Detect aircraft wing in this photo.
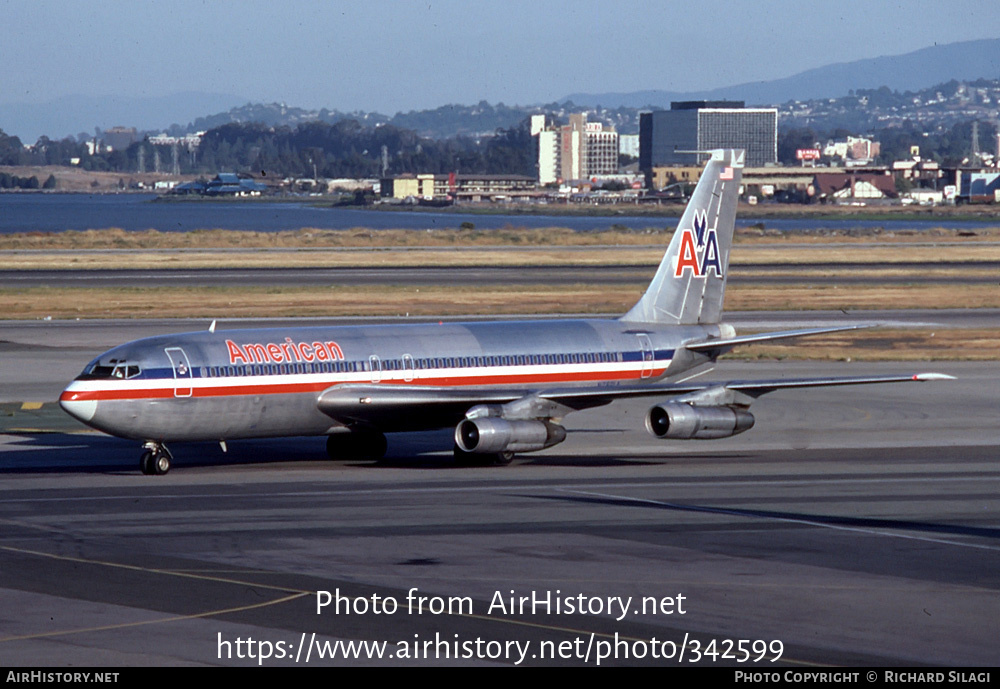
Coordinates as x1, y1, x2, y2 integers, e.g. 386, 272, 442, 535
317, 372, 953, 428
537, 372, 954, 406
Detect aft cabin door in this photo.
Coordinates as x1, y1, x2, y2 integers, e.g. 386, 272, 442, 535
164, 347, 193, 397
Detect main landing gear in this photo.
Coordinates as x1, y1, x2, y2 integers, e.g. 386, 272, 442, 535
140, 442, 172, 475
326, 430, 388, 462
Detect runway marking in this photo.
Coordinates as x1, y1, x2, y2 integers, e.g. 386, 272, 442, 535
0, 517, 70, 535
560, 488, 1000, 552
0, 544, 307, 595
0, 591, 308, 643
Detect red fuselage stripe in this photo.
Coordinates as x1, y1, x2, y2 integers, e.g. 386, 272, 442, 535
61, 367, 668, 403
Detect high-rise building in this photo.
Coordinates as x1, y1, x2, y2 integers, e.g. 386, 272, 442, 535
533, 114, 619, 184
640, 101, 777, 170
619, 134, 640, 159
585, 121, 619, 178
537, 129, 559, 185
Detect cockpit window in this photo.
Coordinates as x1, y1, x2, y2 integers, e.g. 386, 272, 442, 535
111, 365, 141, 379
78, 360, 141, 380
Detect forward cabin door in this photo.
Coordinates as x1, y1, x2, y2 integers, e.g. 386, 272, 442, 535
164, 347, 193, 397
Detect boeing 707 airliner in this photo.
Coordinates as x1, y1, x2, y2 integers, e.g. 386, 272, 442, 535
60, 149, 951, 474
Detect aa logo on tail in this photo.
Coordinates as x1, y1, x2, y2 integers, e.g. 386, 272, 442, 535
674, 210, 723, 278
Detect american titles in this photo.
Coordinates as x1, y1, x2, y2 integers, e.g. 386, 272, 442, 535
226, 338, 344, 365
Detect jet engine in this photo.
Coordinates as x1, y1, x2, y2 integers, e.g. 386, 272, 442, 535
646, 403, 754, 440
455, 417, 567, 454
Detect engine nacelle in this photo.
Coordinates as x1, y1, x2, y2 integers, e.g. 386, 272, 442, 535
455, 417, 567, 454
646, 403, 755, 440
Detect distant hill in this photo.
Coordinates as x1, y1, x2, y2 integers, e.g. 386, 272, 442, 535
163, 103, 390, 137
563, 38, 1000, 108
3, 38, 999, 145
778, 78, 1000, 133
167, 101, 551, 140
0, 92, 244, 143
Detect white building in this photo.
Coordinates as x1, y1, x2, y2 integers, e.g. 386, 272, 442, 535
619, 134, 639, 158
533, 114, 619, 184
537, 129, 559, 185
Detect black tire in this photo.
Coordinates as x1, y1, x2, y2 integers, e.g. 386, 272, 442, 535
140, 451, 155, 475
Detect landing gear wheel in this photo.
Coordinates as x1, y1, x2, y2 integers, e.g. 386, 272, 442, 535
139, 442, 173, 476
153, 452, 171, 475
327, 431, 388, 462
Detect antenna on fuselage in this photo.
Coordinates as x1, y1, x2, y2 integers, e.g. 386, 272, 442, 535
208, 320, 217, 333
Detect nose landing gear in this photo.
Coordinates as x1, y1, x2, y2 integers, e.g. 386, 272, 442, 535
140, 442, 172, 475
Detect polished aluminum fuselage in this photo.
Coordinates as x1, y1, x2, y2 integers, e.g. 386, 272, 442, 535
60, 318, 721, 442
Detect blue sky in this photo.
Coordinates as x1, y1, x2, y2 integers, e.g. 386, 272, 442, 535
2, 0, 999, 113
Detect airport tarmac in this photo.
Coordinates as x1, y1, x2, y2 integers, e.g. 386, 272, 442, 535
0, 316, 998, 666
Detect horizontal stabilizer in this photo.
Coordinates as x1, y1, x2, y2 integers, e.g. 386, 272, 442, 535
686, 325, 869, 355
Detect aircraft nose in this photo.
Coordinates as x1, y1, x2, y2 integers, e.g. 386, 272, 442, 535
59, 390, 97, 423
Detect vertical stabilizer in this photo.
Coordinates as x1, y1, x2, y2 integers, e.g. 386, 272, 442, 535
621, 149, 744, 325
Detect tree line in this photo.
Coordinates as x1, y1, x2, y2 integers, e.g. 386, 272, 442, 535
3, 110, 994, 180
0, 119, 537, 179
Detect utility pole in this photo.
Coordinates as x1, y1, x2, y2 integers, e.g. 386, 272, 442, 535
972, 121, 981, 165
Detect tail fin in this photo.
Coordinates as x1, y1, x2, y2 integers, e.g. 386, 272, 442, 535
621, 149, 744, 325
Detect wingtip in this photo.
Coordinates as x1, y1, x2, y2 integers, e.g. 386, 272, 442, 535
912, 372, 956, 381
